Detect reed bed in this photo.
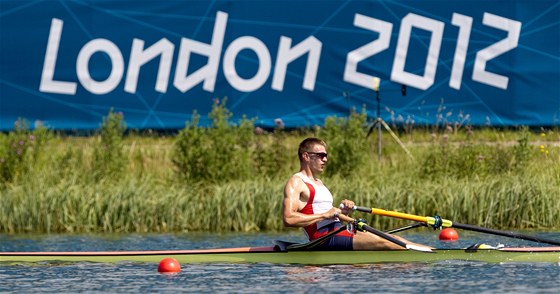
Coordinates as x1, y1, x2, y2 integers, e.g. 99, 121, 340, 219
0, 106, 559, 233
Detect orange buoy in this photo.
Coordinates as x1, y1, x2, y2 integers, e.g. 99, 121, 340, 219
158, 258, 181, 273
439, 228, 459, 241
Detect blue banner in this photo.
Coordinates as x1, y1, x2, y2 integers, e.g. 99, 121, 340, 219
1, 0, 558, 130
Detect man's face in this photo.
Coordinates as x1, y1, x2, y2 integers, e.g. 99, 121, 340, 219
306, 144, 328, 173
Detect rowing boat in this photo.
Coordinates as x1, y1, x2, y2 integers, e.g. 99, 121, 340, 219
3, 206, 559, 265
1, 243, 559, 264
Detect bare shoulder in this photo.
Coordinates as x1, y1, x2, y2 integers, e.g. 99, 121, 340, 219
285, 174, 303, 189
284, 174, 304, 195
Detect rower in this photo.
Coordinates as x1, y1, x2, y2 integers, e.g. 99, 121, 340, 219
282, 137, 432, 251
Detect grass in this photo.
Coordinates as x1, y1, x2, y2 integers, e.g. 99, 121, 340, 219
0, 106, 559, 233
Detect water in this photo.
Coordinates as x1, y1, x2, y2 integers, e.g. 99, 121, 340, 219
1, 231, 559, 293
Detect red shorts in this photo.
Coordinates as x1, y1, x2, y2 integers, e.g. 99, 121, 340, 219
314, 221, 354, 250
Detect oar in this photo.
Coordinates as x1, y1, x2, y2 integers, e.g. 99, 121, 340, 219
384, 222, 426, 234
285, 224, 349, 251
285, 222, 425, 251
337, 214, 432, 252
354, 206, 560, 246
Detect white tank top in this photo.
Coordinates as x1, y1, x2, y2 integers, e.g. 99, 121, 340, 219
296, 173, 334, 215
296, 173, 336, 240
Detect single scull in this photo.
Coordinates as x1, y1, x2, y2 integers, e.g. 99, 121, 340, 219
1, 243, 559, 264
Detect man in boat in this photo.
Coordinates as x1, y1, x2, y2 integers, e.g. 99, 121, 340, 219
282, 137, 429, 250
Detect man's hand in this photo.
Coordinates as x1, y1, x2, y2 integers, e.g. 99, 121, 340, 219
325, 207, 341, 218
339, 199, 355, 215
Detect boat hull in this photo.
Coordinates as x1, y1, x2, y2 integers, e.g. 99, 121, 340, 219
2, 246, 560, 264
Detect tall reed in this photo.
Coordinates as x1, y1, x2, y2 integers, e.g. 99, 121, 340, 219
0, 105, 558, 233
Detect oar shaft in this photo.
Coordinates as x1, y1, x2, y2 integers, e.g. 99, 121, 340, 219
453, 222, 560, 246
286, 225, 349, 251
356, 206, 560, 246
361, 224, 409, 248
384, 222, 426, 234
338, 213, 432, 252
337, 214, 407, 249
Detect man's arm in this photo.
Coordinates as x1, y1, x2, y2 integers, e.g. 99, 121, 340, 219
282, 176, 338, 227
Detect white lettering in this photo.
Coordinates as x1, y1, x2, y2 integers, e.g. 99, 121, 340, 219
272, 36, 322, 91
39, 10, 521, 97
391, 13, 444, 90
223, 36, 271, 92
39, 18, 77, 94
343, 14, 392, 90
472, 13, 521, 90
125, 38, 174, 93
450, 13, 473, 90
76, 39, 124, 95
173, 11, 227, 93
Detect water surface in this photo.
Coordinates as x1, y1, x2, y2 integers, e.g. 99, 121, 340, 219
1, 231, 559, 293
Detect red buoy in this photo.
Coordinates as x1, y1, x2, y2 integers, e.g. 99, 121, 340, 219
158, 258, 181, 273
439, 228, 459, 241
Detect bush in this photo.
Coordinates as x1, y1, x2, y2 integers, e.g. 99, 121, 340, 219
92, 110, 127, 180
253, 124, 291, 177
421, 127, 534, 179
0, 119, 51, 185
319, 106, 370, 177
173, 98, 255, 182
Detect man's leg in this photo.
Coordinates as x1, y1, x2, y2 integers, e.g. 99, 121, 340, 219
352, 231, 428, 250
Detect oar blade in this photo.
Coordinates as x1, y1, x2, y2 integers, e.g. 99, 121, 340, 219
405, 244, 433, 253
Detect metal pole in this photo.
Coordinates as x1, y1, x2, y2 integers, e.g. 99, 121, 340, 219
376, 90, 382, 160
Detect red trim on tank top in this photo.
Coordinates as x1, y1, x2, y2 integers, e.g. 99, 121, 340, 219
300, 182, 317, 239
300, 183, 315, 215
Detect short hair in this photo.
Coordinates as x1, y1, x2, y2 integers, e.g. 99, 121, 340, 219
298, 138, 327, 161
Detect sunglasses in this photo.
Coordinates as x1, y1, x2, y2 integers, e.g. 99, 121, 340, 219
307, 152, 328, 160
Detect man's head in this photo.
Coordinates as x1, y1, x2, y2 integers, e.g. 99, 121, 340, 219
298, 138, 328, 172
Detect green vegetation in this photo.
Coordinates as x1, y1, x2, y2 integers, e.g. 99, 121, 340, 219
0, 102, 559, 233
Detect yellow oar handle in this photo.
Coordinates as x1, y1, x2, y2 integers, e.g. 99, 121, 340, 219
355, 206, 453, 228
